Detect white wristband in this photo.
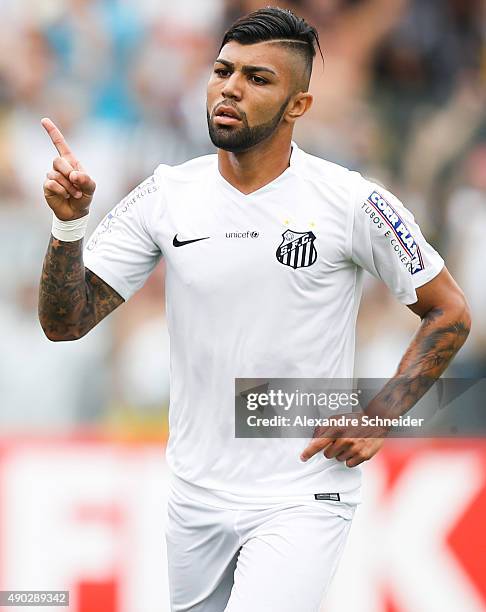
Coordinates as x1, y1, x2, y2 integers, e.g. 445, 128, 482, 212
51, 212, 90, 242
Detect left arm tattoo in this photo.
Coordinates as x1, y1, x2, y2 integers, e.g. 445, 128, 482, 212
366, 305, 471, 420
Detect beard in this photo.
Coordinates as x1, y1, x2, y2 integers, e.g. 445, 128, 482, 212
206, 97, 291, 153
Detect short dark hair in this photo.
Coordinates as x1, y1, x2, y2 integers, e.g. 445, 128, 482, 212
219, 7, 322, 91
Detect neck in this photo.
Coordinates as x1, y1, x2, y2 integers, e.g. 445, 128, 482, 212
217, 132, 293, 195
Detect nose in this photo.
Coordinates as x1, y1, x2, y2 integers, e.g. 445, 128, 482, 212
221, 72, 243, 101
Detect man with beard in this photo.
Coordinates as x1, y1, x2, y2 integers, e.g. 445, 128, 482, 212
38, 7, 470, 612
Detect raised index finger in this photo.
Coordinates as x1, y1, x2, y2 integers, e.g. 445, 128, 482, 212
41, 117, 78, 166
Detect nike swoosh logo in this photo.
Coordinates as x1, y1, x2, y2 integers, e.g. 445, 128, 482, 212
173, 234, 210, 247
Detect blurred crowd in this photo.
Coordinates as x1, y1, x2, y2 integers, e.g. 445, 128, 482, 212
1, 0, 485, 431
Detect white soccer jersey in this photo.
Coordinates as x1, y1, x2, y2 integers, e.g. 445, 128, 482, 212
84, 141, 444, 507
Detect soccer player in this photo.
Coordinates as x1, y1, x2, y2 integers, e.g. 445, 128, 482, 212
38, 7, 471, 612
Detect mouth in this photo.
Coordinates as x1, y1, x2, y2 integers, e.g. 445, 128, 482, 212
213, 105, 242, 126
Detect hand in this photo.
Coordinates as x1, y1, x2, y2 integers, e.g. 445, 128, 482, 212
300, 413, 386, 467
41, 117, 96, 221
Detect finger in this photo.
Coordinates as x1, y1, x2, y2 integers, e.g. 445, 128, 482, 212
346, 455, 366, 468
346, 449, 371, 468
69, 171, 96, 196
314, 426, 344, 442
336, 447, 356, 462
47, 171, 82, 199
44, 179, 70, 200
53, 156, 75, 179
41, 117, 80, 168
300, 437, 334, 462
324, 439, 352, 460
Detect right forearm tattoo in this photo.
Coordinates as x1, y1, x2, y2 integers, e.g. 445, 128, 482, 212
38, 236, 123, 340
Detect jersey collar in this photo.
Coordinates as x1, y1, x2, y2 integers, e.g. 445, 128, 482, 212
216, 140, 299, 199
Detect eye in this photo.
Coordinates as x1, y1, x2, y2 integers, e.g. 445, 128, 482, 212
214, 68, 231, 78
250, 75, 267, 85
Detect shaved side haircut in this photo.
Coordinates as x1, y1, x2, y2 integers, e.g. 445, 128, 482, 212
220, 7, 323, 92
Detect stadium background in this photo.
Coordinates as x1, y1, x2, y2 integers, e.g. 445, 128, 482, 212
0, 0, 485, 610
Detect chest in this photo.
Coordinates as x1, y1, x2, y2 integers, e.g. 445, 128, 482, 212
156, 183, 350, 295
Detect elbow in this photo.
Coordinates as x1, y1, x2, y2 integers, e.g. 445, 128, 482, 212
38, 319, 83, 342
453, 289, 472, 337
422, 290, 472, 338
44, 332, 69, 343
444, 291, 472, 343
43, 330, 83, 342
38, 314, 58, 341
460, 296, 472, 338
40, 325, 67, 342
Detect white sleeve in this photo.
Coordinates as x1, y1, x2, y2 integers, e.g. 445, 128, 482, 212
350, 176, 444, 305
83, 172, 163, 301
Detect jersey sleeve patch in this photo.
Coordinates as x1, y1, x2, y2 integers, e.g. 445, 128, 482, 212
86, 175, 159, 252
361, 190, 424, 275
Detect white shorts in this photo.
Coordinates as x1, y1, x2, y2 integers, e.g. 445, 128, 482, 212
165, 483, 355, 612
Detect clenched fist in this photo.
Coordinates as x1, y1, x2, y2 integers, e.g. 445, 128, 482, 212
41, 118, 96, 221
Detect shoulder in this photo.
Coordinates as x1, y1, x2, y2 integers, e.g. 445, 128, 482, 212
154, 153, 218, 187
295, 144, 371, 210
293, 144, 362, 190
292, 144, 401, 210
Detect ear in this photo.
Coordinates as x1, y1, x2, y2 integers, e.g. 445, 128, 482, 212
285, 92, 313, 124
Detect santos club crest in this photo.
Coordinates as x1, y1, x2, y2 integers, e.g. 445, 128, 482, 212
276, 229, 317, 269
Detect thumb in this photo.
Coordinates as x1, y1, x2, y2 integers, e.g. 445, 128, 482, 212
70, 171, 96, 196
